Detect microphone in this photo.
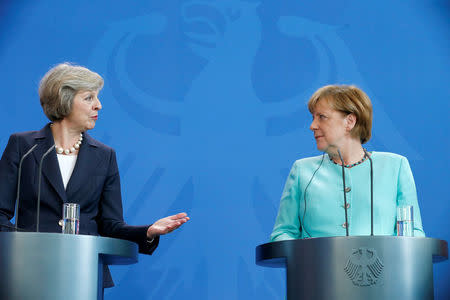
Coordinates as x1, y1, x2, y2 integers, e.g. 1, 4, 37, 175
363, 149, 374, 236
337, 149, 350, 236
36, 144, 55, 232
14, 144, 38, 231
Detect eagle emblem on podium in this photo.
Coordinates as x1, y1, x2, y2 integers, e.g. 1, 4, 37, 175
344, 247, 384, 286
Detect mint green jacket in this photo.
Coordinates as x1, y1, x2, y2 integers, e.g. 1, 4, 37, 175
271, 152, 425, 241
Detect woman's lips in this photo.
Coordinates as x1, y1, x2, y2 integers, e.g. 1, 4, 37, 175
91, 116, 98, 120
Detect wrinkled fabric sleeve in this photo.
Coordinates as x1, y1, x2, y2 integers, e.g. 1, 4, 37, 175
270, 162, 301, 241
396, 156, 425, 237
0, 135, 20, 231
97, 149, 159, 254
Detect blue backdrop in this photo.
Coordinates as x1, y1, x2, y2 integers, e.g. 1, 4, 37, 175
0, 0, 449, 299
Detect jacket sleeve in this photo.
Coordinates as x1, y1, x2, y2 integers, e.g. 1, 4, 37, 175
0, 134, 20, 231
96, 148, 159, 254
270, 162, 302, 241
396, 156, 425, 237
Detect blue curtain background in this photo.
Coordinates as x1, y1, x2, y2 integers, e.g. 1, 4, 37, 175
0, 0, 448, 299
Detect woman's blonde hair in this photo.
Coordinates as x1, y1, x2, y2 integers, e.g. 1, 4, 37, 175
308, 85, 373, 144
39, 63, 104, 121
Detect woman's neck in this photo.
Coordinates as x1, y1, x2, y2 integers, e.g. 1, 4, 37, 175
327, 139, 365, 166
50, 121, 82, 149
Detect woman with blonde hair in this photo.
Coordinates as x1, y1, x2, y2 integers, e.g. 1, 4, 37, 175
271, 85, 424, 240
0, 63, 189, 289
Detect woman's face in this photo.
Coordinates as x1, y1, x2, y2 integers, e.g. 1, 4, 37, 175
64, 90, 102, 131
309, 98, 351, 152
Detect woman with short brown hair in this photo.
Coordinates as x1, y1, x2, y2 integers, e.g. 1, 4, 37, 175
271, 84, 424, 240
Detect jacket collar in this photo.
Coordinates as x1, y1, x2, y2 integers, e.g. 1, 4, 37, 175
34, 123, 101, 147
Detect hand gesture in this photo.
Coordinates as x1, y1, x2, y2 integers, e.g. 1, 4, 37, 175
147, 212, 190, 239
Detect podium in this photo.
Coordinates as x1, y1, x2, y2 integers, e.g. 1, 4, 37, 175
0, 232, 138, 300
256, 236, 448, 300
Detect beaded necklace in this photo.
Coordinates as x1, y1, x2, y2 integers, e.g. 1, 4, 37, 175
330, 149, 370, 168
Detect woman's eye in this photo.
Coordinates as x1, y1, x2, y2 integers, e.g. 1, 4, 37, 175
319, 114, 327, 119
85, 96, 93, 101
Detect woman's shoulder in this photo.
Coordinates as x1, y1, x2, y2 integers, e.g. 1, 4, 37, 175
293, 154, 325, 167
8, 123, 51, 141
10, 129, 41, 139
82, 132, 115, 153
371, 151, 408, 162
8, 128, 44, 145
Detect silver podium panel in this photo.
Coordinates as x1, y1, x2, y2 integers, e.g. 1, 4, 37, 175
256, 236, 448, 300
0, 232, 138, 300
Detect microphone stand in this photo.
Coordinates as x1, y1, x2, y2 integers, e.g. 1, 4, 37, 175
36, 145, 55, 232
363, 149, 374, 236
14, 144, 38, 231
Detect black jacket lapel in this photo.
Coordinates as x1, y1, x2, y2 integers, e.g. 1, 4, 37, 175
32, 124, 67, 203
65, 132, 103, 199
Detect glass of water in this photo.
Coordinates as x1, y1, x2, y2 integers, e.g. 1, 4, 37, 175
397, 205, 414, 237
61, 203, 80, 234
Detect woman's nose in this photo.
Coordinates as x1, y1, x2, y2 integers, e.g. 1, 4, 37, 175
94, 97, 102, 110
310, 118, 317, 131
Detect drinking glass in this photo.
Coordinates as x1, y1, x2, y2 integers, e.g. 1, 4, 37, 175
61, 203, 80, 234
397, 205, 414, 237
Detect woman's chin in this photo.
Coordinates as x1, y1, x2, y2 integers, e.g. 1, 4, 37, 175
316, 143, 327, 152
85, 122, 96, 131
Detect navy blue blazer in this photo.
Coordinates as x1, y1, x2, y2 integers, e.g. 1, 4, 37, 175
0, 124, 159, 286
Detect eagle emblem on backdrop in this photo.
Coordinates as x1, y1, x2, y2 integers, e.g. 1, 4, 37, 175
88, 0, 409, 298
344, 247, 384, 286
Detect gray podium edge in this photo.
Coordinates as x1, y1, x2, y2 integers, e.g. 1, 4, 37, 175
0, 232, 138, 300
256, 236, 448, 300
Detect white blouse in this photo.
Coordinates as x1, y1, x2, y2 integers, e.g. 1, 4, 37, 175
56, 154, 77, 190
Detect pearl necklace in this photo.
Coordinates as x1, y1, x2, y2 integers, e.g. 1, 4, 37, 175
55, 133, 83, 155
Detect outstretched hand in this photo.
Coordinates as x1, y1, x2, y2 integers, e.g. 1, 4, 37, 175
147, 212, 190, 239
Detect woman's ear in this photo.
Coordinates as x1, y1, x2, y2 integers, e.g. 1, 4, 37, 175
346, 113, 357, 131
